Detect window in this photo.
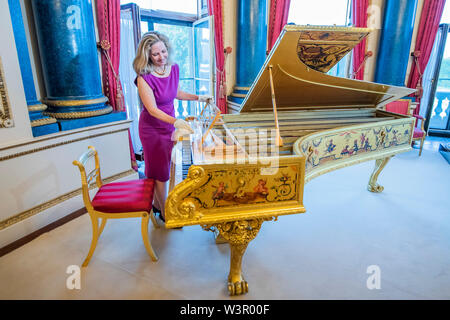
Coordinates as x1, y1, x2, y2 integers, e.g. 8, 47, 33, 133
119, 1, 214, 155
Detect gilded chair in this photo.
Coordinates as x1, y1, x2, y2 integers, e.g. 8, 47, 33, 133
384, 99, 427, 156
73, 146, 159, 267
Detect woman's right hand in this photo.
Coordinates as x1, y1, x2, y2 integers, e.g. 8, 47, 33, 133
173, 119, 194, 133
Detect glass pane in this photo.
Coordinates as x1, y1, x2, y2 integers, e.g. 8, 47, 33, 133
179, 79, 194, 93
141, 20, 149, 34
195, 79, 210, 96
154, 23, 194, 79
194, 20, 211, 80
430, 32, 450, 130
421, 28, 443, 120
327, 53, 351, 78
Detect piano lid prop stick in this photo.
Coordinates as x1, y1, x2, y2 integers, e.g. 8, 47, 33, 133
201, 111, 222, 146
268, 65, 284, 147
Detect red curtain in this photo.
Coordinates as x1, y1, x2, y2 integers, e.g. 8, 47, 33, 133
267, 0, 291, 52
207, 0, 227, 114
407, 0, 446, 116
352, 0, 369, 80
96, 0, 137, 171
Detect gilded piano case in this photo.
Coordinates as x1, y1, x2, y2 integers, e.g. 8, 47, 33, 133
165, 25, 416, 295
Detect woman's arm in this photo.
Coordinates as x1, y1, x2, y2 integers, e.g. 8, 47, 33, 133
176, 89, 198, 101
137, 76, 176, 124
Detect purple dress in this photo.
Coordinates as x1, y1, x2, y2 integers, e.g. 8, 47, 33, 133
136, 64, 179, 182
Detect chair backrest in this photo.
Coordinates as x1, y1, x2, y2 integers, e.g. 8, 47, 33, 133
385, 99, 411, 115
73, 146, 103, 210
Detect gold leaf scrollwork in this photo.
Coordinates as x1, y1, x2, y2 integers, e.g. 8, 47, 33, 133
187, 166, 204, 180
216, 217, 273, 245
178, 199, 203, 220
166, 166, 207, 224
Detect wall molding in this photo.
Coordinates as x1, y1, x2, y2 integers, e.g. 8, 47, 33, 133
0, 127, 129, 162
0, 169, 136, 231
0, 56, 14, 129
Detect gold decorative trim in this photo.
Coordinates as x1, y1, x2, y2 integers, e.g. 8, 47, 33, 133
0, 169, 136, 230
284, 25, 373, 33
0, 57, 14, 129
234, 86, 250, 91
28, 103, 48, 112
30, 117, 57, 127
277, 64, 393, 97
42, 96, 108, 107
44, 106, 113, 119
0, 120, 131, 152
230, 93, 246, 98
0, 128, 128, 162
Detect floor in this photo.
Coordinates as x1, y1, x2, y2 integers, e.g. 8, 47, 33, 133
0, 137, 449, 300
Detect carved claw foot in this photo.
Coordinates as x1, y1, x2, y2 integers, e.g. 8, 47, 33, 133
228, 278, 248, 296
367, 157, 392, 193
367, 183, 384, 193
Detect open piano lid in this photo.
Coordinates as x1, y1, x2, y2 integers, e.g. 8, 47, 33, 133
239, 25, 416, 113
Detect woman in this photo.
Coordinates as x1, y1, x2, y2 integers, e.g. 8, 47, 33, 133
133, 31, 211, 222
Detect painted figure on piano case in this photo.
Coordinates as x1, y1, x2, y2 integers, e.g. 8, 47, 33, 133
212, 182, 226, 200
326, 139, 336, 153
133, 31, 212, 222
253, 179, 269, 196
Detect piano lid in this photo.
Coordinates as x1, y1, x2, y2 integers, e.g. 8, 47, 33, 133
239, 25, 416, 113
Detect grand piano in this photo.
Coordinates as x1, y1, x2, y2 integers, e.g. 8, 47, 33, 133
165, 25, 416, 295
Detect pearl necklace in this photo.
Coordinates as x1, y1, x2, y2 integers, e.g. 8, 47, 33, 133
152, 64, 166, 76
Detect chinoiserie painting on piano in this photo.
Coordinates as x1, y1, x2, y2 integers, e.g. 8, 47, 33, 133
165, 25, 416, 296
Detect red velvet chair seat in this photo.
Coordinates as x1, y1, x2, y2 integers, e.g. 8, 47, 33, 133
413, 127, 425, 138
92, 179, 155, 213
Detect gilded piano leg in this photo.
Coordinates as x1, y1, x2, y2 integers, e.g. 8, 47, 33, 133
367, 156, 392, 193
215, 218, 271, 296
227, 243, 249, 295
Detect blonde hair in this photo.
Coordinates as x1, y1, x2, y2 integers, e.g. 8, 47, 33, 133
133, 31, 172, 75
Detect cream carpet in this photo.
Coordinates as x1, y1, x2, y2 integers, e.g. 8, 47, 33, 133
1, 139, 449, 300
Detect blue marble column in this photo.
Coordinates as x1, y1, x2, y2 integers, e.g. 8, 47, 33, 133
229, 0, 268, 105
374, 0, 418, 86
31, 0, 122, 130
8, 0, 59, 137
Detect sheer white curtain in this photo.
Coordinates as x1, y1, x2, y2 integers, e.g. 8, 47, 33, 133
120, 10, 142, 155
420, 27, 443, 120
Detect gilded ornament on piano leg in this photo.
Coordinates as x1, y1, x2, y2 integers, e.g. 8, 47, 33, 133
367, 156, 392, 193
214, 217, 274, 296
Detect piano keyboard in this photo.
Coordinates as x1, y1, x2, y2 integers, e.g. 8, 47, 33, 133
181, 139, 192, 179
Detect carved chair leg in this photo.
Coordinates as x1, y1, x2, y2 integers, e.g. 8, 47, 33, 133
98, 218, 107, 236
419, 137, 425, 156
367, 156, 392, 193
141, 213, 158, 261
149, 209, 159, 228
82, 214, 100, 267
